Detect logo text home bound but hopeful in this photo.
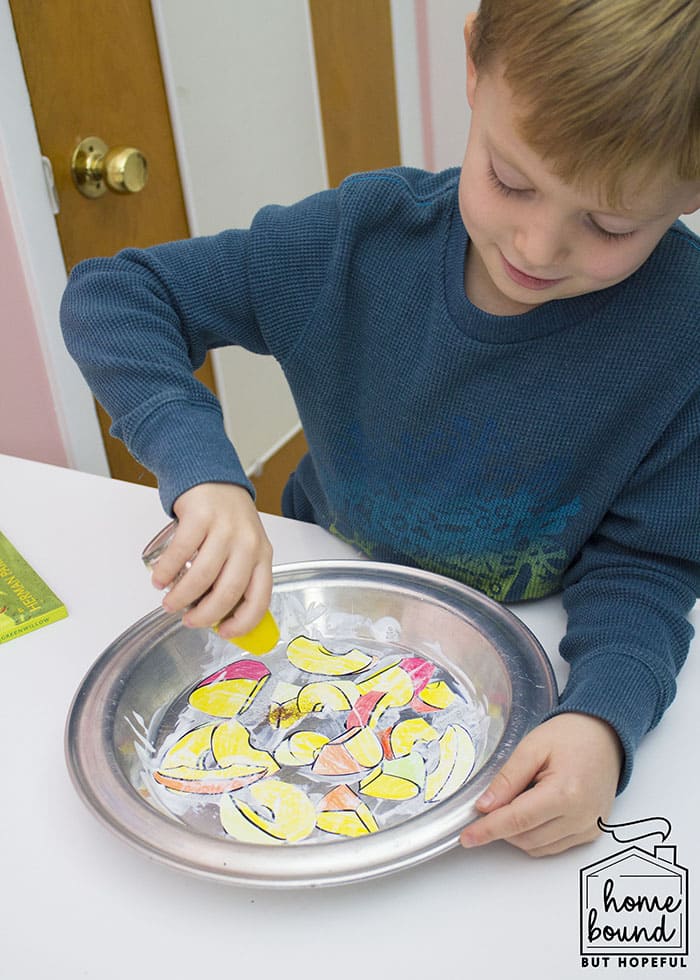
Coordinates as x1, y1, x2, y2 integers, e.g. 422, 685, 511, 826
580, 817, 688, 970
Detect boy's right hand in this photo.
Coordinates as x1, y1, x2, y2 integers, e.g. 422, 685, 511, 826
151, 482, 273, 640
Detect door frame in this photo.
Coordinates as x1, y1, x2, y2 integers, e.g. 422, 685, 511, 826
0, 1, 108, 475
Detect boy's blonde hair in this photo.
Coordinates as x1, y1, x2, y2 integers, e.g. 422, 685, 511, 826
471, 0, 700, 206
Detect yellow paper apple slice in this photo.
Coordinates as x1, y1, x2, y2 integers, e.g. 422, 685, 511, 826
389, 717, 439, 758
220, 778, 316, 844
356, 662, 413, 701
189, 659, 270, 717
274, 730, 329, 767
424, 724, 476, 803
418, 680, 456, 709
211, 719, 279, 775
359, 752, 425, 800
159, 722, 217, 769
316, 784, 379, 837
286, 635, 374, 676
296, 679, 360, 713
154, 723, 267, 794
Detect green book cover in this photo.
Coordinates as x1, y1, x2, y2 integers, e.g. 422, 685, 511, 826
0, 531, 68, 644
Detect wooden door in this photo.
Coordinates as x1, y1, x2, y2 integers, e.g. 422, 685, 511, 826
10, 0, 401, 508
9, 0, 217, 488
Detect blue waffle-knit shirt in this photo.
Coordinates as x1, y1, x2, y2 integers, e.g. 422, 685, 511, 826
61, 167, 700, 790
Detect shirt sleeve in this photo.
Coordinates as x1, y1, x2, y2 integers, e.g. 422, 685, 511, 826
60, 189, 339, 513
550, 391, 700, 790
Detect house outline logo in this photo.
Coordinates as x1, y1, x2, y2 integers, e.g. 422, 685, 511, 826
580, 817, 688, 967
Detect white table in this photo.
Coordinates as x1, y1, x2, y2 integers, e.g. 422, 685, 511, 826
1, 453, 696, 979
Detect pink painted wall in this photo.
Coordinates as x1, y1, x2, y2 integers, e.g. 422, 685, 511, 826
0, 175, 68, 466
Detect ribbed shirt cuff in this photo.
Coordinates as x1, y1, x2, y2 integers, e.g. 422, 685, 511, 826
129, 400, 253, 514
545, 652, 661, 793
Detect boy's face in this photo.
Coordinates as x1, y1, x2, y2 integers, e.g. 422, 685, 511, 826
459, 48, 700, 316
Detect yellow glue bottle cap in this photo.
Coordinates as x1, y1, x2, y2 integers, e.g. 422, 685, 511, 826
214, 608, 280, 656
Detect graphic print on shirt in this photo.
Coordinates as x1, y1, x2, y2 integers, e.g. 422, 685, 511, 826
327, 414, 582, 602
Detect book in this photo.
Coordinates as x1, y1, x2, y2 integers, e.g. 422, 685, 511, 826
0, 531, 67, 644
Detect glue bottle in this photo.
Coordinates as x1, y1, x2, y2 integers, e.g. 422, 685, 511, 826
142, 519, 279, 656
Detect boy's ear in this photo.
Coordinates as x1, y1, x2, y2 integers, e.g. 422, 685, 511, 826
681, 187, 700, 216
464, 13, 478, 108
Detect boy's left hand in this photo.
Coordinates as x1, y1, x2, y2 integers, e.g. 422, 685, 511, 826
460, 713, 623, 857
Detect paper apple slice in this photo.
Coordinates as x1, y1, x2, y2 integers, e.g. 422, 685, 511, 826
211, 719, 279, 775
389, 717, 439, 757
418, 680, 456, 709
189, 659, 270, 717
158, 723, 218, 769
424, 724, 476, 803
154, 722, 268, 794
345, 689, 389, 729
220, 778, 316, 844
274, 730, 329, 766
359, 752, 426, 800
153, 763, 266, 795
296, 680, 360, 714
311, 726, 383, 776
355, 659, 400, 692
356, 663, 414, 711
286, 635, 374, 676
316, 784, 379, 837
399, 657, 435, 692
378, 726, 394, 759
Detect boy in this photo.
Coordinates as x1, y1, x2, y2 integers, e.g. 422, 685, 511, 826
61, 0, 700, 856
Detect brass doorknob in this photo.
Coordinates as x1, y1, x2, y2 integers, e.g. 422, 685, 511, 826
71, 136, 148, 198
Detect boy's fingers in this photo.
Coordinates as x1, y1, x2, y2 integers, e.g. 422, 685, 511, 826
523, 829, 597, 858
216, 561, 273, 638
162, 535, 228, 613
475, 737, 544, 811
150, 525, 205, 590
181, 549, 254, 627
461, 782, 559, 848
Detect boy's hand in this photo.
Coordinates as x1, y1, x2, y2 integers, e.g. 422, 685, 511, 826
460, 713, 623, 857
151, 482, 273, 639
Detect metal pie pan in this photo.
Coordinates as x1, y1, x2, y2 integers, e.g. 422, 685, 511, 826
65, 560, 556, 888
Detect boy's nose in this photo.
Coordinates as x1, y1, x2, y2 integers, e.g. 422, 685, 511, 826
512, 218, 569, 272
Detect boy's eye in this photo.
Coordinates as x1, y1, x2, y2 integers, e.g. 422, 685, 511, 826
487, 164, 528, 197
588, 219, 636, 242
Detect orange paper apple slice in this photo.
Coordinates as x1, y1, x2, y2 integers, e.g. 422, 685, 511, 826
311, 726, 383, 775
316, 784, 379, 837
